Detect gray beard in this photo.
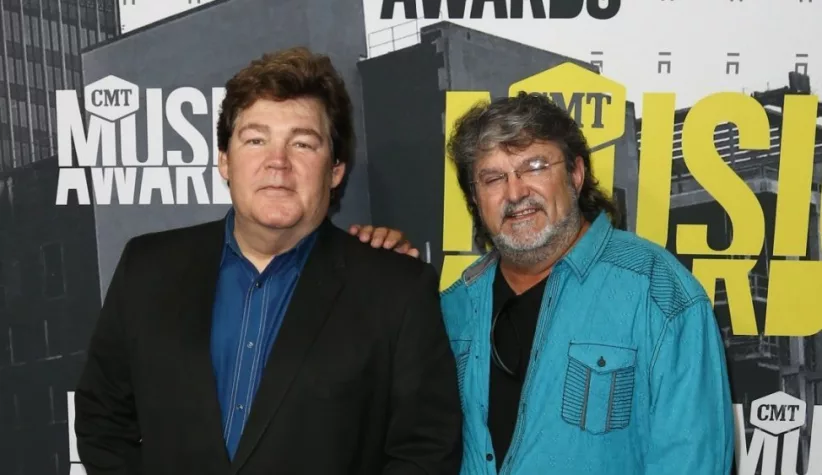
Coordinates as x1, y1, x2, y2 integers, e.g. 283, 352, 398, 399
489, 184, 583, 268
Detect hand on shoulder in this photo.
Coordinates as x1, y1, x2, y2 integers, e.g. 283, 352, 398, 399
348, 224, 420, 259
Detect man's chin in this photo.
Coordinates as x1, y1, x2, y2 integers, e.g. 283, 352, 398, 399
251, 208, 303, 230
492, 234, 547, 253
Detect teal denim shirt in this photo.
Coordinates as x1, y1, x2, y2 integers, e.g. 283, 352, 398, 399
440, 212, 734, 475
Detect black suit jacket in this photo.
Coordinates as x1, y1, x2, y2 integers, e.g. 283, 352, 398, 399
74, 218, 463, 475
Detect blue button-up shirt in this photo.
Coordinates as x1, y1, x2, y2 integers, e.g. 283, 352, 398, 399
441, 212, 734, 475
210, 208, 317, 460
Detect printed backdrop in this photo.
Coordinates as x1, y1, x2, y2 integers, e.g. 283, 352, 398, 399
0, 0, 820, 474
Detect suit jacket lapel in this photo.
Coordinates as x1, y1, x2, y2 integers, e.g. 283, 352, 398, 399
230, 219, 345, 473
174, 218, 232, 471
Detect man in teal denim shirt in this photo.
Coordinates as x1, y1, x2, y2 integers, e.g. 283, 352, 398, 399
436, 91, 734, 474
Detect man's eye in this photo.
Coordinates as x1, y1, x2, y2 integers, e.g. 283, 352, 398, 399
522, 166, 543, 175
294, 142, 318, 150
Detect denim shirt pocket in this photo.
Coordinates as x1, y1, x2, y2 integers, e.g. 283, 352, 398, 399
561, 342, 637, 435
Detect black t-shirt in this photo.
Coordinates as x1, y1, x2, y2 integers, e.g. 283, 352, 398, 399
488, 265, 548, 470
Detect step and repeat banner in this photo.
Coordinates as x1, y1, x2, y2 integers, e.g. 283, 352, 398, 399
1, 0, 820, 474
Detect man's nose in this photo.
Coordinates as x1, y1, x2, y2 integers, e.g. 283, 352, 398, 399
504, 172, 530, 202
263, 144, 290, 169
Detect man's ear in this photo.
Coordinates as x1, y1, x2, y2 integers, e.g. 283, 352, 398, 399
218, 150, 230, 183
572, 156, 585, 192
331, 160, 346, 189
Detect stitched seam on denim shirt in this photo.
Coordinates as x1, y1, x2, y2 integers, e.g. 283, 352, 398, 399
606, 372, 616, 432
580, 367, 592, 430
658, 294, 708, 322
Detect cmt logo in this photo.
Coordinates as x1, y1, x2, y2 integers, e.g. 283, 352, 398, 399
734, 391, 821, 475
545, 92, 611, 129
380, 0, 620, 20
86, 76, 139, 120
55, 75, 230, 205
754, 398, 803, 430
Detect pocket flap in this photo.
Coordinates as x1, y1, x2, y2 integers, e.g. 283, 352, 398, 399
568, 342, 636, 374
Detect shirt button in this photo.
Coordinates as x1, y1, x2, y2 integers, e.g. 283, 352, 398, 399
236, 404, 244, 411
247, 341, 254, 349
486, 453, 494, 462
254, 281, 261, 288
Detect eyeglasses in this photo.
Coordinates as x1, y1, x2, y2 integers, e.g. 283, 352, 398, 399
490, 299, 521, 379
472, 157, 565, 193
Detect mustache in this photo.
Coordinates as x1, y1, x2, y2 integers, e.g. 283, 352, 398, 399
501, 197, 546, 218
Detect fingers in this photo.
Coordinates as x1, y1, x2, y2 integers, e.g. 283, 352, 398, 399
370, 227, 389, 248
393, 242, 421, 259
381, 229, 404, 249
351, 225, 419, 259
356, 225, 374, 243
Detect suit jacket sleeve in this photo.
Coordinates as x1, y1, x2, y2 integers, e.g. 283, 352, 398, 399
74, 239, 142, 475
382, 264, 464, 475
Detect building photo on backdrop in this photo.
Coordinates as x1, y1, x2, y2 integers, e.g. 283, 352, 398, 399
0, 0, 821, 474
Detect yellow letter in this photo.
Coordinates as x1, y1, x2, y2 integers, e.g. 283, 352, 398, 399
773, 94, 819, 257
677, 93, 768, 256
441, 91, 489, 290
764, 261, 822, 336
691, 259, 758, 335
635, 93, 676, 247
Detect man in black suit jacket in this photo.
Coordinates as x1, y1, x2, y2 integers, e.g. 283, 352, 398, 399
74, 47, 463, 475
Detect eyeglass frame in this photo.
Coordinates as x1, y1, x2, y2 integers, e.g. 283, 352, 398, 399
470, 156, 567, 192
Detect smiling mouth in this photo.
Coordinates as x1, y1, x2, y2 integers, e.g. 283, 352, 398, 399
506, 208, 540, 220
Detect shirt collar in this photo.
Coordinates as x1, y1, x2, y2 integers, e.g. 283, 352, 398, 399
221, 207, 319, 274
223, 207, 243, 260
558, 211, 613, 280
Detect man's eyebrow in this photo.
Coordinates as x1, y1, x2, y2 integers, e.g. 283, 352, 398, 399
476, 155, 550, 175
289, 127, 325, 142
235, 123, 270, 135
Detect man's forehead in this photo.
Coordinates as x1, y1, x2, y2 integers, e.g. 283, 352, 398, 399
234, 97, 329, 130
476, 140, 563, 168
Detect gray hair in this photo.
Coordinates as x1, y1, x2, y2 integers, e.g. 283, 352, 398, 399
446, 91, 620, 250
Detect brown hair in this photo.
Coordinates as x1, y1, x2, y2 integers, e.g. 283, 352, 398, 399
217, 47, 354, 208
